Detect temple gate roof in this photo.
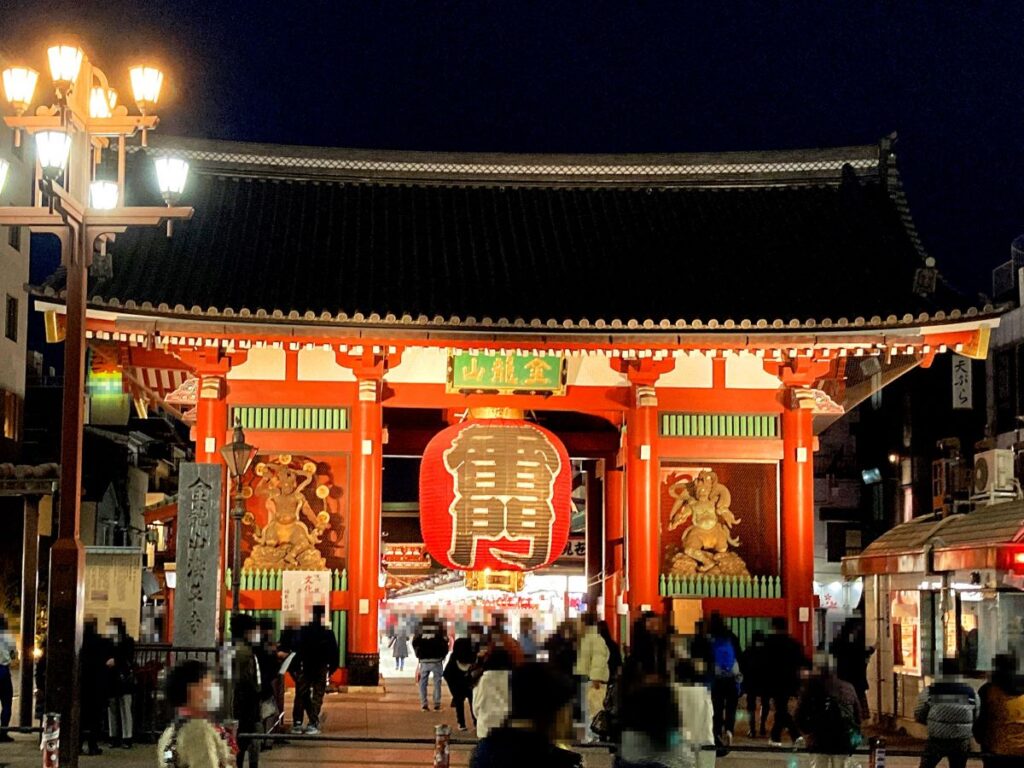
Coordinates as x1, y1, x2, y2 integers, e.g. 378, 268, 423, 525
33, 134, 1001, 335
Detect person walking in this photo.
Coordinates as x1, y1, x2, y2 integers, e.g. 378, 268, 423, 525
230, 615, 262, 768
276, 617, 302, 733
914, 657, 980, 768
471, 663, 582, 768
739, 629, 769, 738
544, 621, 579, 680
673, 657, 716, 768
575, 612, 610, 743
830, 617, 874, 719
0, 615, 16, 743
707, 612, 741, 748
444, 629, 479, 732
254, 619, 281, 746
78, 618, 110, 755
764, 617, 809, 748
293, 605, 338, 734
616, 682, 694, 768
598, 621, 622, 682
105, 617, 135, 749
389, 626, 409, 671
157, 659, 236, 768
474, 647, 515, 738
795, 656, 862, 768
518, 617, 538, 662
974, 653, 1024, 768
413, 609, 449, 711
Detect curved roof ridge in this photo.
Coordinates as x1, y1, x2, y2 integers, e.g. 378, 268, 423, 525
132, 134, 883, 187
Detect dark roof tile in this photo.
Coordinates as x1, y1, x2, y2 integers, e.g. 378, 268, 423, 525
43, 139, 989, 330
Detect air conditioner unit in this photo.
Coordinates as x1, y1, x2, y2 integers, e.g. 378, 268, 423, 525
973, 449, 1015, 495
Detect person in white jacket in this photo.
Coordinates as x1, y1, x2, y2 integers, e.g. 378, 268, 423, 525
574, 613, 610, 742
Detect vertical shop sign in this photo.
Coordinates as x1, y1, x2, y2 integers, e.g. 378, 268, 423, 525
952, 355, 972, 410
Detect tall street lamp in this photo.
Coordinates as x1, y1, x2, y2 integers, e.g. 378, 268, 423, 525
220, 423, 257, 619
0, 42, 193, 766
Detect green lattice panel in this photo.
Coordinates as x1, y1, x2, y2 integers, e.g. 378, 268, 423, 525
231, 405, 350, 432
660, 412, 778, 438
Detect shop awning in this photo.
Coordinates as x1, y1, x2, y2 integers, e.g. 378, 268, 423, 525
842, 500, 1024, 577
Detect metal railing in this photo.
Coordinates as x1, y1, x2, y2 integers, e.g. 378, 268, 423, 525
133, 643, 220, 740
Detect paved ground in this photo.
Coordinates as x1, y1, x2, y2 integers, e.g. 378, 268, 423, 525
0, 673, 983, 767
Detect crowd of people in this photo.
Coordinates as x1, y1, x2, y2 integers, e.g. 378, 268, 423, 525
41, 602, 1023, 768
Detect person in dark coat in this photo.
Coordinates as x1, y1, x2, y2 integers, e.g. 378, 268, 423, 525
79, 618, 111, 755
104, 617, 135, 748
763, 617, 810, 747
597, 621, 622, 681
255, 618, 281, 742
293, 605, 338, 734
277, 617, 302, 732
829, 617, 874, 718
974, 653, 1024, 768
623, 612, 670, 694
230, 614, 262, 768
544, 621, 578, 680
444, 627, 481, 731
471, 663, 582, 768
739, 630, 770, 738
795, 657, 862, 761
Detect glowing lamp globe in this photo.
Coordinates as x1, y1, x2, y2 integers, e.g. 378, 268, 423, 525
89, 180, 118, 210
2, 66, 38, 114
419, 418, 572, 572
35, 131, 72, 178
129, 65, 164, 114
89, 86, 117, 118
154, 156, 189, 201
47, 45, 84, 92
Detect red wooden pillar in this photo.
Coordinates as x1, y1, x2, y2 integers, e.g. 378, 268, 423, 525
781, 398, 816, 654
195, 375, 229, 463
626, 384, 661, 619
348, 374, 384, 685
603, 465, 625, 640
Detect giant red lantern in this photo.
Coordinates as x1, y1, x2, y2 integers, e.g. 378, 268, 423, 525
419, 417, 572, 572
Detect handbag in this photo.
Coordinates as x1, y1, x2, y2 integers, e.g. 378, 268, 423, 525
259, 697, 279, 722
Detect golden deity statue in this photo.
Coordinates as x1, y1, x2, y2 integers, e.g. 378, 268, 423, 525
243, 456, 330, 571
667, 470, 750, 576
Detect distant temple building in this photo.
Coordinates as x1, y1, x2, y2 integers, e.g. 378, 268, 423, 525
33, 135, 999, 684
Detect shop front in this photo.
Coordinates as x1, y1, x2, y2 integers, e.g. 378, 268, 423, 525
842, 499, 1024, 731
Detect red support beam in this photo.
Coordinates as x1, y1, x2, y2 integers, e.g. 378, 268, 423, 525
604, 466, 625, 639
781, 399, 816, 655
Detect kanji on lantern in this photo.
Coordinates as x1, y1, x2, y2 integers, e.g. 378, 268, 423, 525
419, 418, 572, 571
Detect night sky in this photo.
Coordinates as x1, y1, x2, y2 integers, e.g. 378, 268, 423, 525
3, 1, 1023, 296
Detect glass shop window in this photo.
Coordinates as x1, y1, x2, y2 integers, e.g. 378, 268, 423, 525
953, 592, 1024, 675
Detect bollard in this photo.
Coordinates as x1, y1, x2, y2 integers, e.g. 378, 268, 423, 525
868, 737, 886, 768
40, 713, 59, 768
433, 724, 451, 768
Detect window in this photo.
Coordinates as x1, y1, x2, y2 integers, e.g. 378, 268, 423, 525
7, 225, 20, 253
4, 294, 16, 342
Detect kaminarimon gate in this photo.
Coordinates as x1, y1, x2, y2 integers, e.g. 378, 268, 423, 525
34, 135, 998, 685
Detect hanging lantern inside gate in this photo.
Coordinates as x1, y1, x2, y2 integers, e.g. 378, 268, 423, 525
419, 409, 572, 572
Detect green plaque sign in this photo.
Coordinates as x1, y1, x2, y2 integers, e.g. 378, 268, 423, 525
447, 351, 566, 395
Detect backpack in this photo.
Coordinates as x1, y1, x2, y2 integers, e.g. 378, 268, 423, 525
712, 636, 737, 677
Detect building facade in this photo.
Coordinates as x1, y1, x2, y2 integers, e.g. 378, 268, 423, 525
0, 50, 33, 461
34, 135, 997, 684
